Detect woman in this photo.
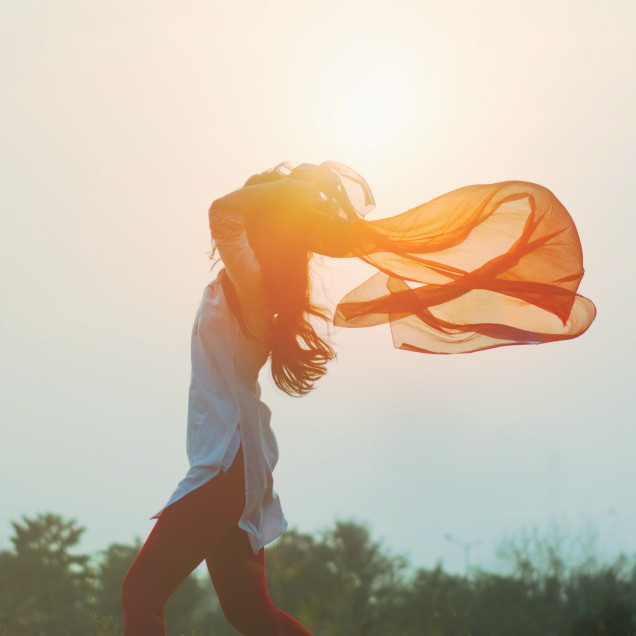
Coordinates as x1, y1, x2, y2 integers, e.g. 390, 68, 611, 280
121, 165, 336, 635
121, 161, 595, 635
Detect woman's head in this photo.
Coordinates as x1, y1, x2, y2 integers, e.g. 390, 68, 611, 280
241, 161, 376, 259
221, 162, 339, 397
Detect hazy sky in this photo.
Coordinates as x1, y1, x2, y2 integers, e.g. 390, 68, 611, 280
2, 0, 635, 575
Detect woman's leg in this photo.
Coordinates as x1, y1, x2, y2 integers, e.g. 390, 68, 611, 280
121, 447, 246, 636
205, 525, 313, 636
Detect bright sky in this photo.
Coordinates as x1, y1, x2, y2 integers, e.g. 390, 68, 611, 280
2, 0, 635, 575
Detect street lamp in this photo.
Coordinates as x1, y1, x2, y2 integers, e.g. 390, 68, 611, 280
444, 533, 482, 575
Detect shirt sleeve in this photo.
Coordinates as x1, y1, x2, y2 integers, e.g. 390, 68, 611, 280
209, 210, 269, 313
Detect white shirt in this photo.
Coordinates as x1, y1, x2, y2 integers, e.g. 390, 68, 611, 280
152, 210, 287, 553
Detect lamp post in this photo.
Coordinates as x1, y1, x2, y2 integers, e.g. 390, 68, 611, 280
444, 533, 482, 576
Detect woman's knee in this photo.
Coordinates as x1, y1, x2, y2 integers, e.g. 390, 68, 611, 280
121, 566, 140, 611
121, 561, 164, 612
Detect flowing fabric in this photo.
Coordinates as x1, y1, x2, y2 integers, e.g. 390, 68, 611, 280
289, 163, 596, 354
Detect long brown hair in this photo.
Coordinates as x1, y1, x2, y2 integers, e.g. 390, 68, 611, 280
222, 163, 335, 397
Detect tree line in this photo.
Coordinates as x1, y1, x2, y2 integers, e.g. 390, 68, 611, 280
0, 513, 634, 635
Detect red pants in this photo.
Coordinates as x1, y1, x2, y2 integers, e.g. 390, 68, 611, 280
122, 445, 312, 635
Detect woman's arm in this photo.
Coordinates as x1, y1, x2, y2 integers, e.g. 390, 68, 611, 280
208, 210, 268, 312
208, 181, 318, 307
209, 178, 329, 220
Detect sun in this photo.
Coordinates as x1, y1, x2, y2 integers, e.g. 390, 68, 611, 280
295, 37, 420, 151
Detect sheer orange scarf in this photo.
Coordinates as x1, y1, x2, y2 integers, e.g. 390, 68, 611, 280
292, 163, 596, 354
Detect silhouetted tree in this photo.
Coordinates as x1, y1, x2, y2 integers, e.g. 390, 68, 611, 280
89, 541, 141, 632
564, 557, 635, 636
266, 520, 407, 635
0, 513, 91, 636
2, 513, 636, 635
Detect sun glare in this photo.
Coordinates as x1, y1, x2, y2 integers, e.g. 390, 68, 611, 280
339, 78, 410, 146
313, 39, 417, 150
